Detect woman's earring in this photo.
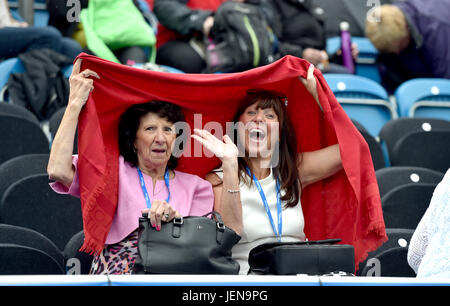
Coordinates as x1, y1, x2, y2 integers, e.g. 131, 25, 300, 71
133, 146, 137, 153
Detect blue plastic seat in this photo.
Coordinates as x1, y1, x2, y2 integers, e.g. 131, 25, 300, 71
8, 0, 49, 26
0, 58, 72, 102
326, 36, 381, 83
0, 58, 25, 101
394, 78, 450, 120
324, 74, 397, 136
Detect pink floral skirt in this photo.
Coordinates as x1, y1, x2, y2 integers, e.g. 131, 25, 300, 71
90, 229, 139, 275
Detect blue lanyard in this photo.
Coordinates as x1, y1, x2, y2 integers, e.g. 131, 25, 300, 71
246, 167, 282, 241
137, 167, 171, 208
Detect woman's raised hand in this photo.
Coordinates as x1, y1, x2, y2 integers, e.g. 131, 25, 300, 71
299, 64, 321, 110
191, 129, 239, 162
68, 58, 100, 110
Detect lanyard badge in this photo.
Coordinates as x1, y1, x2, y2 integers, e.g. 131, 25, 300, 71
246, 167, 282, 241
137, 167, 171, 208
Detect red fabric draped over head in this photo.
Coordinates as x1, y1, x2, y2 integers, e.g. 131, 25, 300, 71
75, 53, 387, 267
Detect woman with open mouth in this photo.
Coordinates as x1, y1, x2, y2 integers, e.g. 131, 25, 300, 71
192, 64, 343, 274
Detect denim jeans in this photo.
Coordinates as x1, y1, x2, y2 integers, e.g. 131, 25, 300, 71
0, 26, 82, 61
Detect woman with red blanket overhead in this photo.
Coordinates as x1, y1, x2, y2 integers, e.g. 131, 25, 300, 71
47, 59, 214, 274
193, 65, 344, 273
48, 52, 387, 272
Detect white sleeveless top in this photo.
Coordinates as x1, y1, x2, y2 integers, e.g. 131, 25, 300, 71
214, 168, 306, 274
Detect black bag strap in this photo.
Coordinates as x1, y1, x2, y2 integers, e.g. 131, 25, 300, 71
202, 211, 227, 244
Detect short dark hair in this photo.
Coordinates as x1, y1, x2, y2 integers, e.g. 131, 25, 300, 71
118, 101, 185, 169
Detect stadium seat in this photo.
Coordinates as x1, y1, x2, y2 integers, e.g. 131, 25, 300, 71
49, 107, 77, 152
359, 129, 386, 170
324, 74, 397, 136
0, 58, 72, 102
326, 36, 381, 83
381, 183, 435, 230
0, 101, 39, 123
64, 231, 94, 275
0, 223, 65, 271
389, 130, 450, 173
8, 0, 49, 26
376, 166, 444, 199
0, 153, 49, 202
358, 228, 415, 276
379, 117, 450, 162
0, 58, 25, 101
352, 119, 386, 168
0, 114, 50, 166
360, 246, 416, 277
0, 243, 65, 275
395, 78, 450, 119
0, 173, 83, 251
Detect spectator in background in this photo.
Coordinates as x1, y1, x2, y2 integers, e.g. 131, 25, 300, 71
46, 0, 89, 38
153, 0, 227, 73
313, 0, 393, 39
269, 0, 358, 74
77, 0, 153, 65
365, 0, 450, 93
0, 0, 82, 61
407, 168, 450, 278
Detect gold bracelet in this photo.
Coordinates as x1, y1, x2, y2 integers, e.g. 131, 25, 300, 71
226, 189, 240, 194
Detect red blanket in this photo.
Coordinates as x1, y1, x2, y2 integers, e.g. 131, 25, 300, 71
75, 53, 387, 267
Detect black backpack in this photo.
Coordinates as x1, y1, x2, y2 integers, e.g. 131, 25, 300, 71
205, 1, 275, 73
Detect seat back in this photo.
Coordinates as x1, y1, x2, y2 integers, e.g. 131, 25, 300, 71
0, 102, 39, 123
0, 174, 83, 250
0, 153, 49, 202
0, 58, 25, 101
0, 243, 64, 275
379, 117, 450, 161
64, 231, 94, 275
381, 183, 435, 229
324, 74, 396, 136
359, 129, 386, 170
0, 114, 50, 165
49, 107, 78, 153
358, 228, 415, 276
376, 166, 444, 198
395, 78, 450, 119
390, 130, 450, 173
0, 223, 65, 270
360, 247, 416, 277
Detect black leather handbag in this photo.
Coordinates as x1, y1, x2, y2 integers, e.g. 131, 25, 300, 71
248, 239, 355, 275
133, 211, 241, 274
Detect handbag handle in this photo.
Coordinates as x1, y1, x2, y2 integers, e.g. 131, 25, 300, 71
143, 211, 229, 243
202, 211, 227, 244
202, 211, 226, 230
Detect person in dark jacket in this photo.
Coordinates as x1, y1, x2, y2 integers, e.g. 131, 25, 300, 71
153, 0, 227, 73
366, 0, 450, 92
269, 0, 358, 73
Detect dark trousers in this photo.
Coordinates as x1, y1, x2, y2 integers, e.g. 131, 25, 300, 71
0, 26, 82, 61
156, 40, 205, 73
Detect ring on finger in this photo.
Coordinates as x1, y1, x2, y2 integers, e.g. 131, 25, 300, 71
163, 212, 170, 220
